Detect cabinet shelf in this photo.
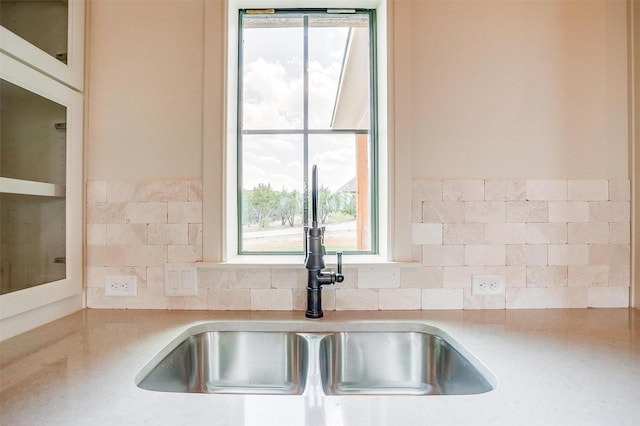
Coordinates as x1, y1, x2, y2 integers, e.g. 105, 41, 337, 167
0, 177, 65, 198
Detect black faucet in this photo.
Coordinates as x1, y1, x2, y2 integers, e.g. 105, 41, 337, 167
304, 165, 344, 319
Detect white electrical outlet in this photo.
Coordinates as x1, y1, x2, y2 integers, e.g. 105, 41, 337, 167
472, 275, 505, 296
105, 275, 137, 297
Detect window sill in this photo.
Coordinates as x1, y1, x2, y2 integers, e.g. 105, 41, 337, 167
195, 255, 420, 269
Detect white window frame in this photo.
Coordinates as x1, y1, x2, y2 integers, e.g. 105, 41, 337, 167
201, 0, 413, 266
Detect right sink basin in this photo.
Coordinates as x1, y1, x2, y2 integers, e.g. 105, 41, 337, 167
319, 331, 494, 396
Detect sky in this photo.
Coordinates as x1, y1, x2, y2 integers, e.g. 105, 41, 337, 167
241, 21, 361, 193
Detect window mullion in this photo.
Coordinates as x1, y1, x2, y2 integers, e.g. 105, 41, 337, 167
302, 14, 310, 230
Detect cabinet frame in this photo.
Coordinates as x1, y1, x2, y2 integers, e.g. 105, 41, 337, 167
0, 52, 83, 325
0, 0, 85, 90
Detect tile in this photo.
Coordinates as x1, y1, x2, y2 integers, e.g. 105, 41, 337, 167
125, 245, 167, 267
147, 224, 189, 245
228, 269, 271, 289
208, 289, 251, 310
610, 222, 630, 244
146, 266, 165, 289
568, 265, 608, 287
358, 267, 400, 288
587, 287, 629, 308
86, 203, 126, 224
106, 181, 147, 202
400, 266, 443, 288
335, 289, 379, 310
188, 180, 203, 202
86, 224, 106, 245
484, 180, 526, 201
147, 180, 189, 202
166, 293, 208, 310
485, 265, 526, 287
126, 202, 167, 224
168, 244, 202, 262
608, 265, 630, 287
506, 287, 547, 309
548, 244, 589, 266
443, 223, 484, 244
411, 223, 443, 245
421, 288, 463, 310
462, 288, 505, 309
412, 179, 442, 202
609, 180, 630, 201
86, 245, 126, 266
189, 224, 202, 245
526, 223, 567, 244
86, 181, 107, 203
526, 266, 567, 288
567, 180, 608, 201
568, 223, 609, 244
250, 289, 292, 310
379, 289, 422, 310
168, 202, 202, 224
589, 201, 631, 223
127, 287, 169, 310
422, 202, 465, 223
485, 223, 526, 244
421, 245, 464, 267
106, 224, 146, 246
465, 201, 506, 223
412, 201, 423, 223
589, 244, 630, 266
270, 268, 307, 289
548, 201, 589, 222
443, 180, 484, 201
85, 287, 127, 309
526, 180, 567, 201
506, 245, 547, 266
506, 201, 547, 223
464, 245, 505, 266
443, 266, 484, 288
546, 287, 588, 308
197, 268, 230, 289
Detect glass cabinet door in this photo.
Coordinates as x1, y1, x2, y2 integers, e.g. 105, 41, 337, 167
0, 0, 84, 89
1, 79, 67, 294
0, 52, 83, 331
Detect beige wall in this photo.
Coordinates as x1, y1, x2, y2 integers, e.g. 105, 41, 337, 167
408, 0, 628, 180
87, 0, 629, 181
87, 0, 205, 181
85, 0, 633, 308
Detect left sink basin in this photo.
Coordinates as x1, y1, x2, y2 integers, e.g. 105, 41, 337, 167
137, 331, 309, 395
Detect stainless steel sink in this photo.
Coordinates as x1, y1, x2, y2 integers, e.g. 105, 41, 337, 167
136, 322, 495, 396
319, 331, 494, 395
137, 331, 308, 395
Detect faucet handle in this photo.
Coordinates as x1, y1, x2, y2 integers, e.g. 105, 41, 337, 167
335, 251, 344, 283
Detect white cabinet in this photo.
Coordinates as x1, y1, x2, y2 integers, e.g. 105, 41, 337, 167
0, 0, 85, 90
0, 1, 84, 340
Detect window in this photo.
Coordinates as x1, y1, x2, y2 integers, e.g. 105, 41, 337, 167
237, 8, 378, 255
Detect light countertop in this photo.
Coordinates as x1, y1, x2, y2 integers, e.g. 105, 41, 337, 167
1, 309, 638, 426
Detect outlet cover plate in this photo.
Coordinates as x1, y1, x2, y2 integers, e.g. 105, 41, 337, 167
472, 275, 505, 296
105, 275, 137, 297
164, 263, 198, 296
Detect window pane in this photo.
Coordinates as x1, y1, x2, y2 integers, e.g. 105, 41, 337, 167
307, 23, 349, 129
311, 15, 371, 131
309, 134, 371, 252
241, 16, 303, 130
240, 134, 304, 252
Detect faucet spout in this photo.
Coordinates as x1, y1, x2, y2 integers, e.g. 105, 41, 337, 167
305, 165, 344, 319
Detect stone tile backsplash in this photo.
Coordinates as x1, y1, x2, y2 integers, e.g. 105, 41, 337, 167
86, 179, 630, 310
